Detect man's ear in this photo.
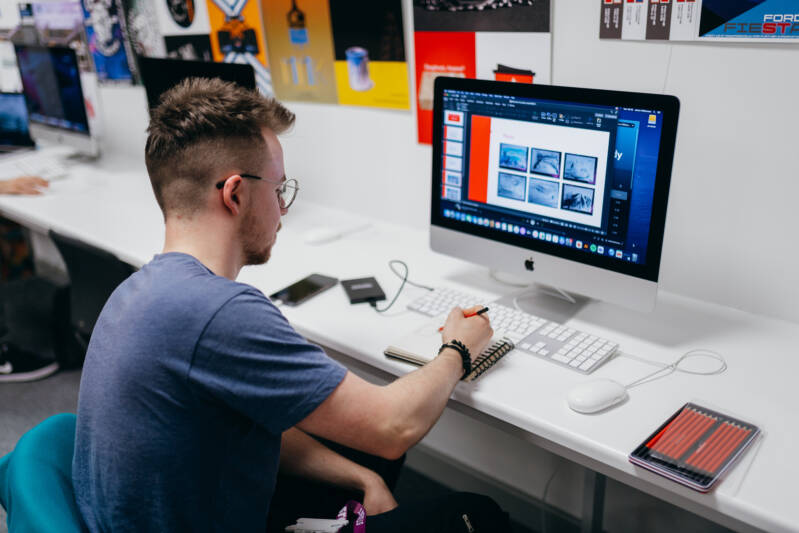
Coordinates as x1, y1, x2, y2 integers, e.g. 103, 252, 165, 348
221, 175, 243, 215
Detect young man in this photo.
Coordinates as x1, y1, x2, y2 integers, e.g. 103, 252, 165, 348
73, 78, 510, 532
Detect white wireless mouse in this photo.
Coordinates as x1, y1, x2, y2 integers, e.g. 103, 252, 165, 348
302, 227, 342, 245
567, 379, 628, 414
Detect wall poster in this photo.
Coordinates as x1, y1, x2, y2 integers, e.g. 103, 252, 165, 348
152, 0, 213, 61
413, 0, 552, 144
262, 0, 409, 109
600, 0, 799, 42
207, 0, 272, 94
82, 0, 137, 82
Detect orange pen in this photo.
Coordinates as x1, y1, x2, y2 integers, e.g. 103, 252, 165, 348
438, 307, 490, 332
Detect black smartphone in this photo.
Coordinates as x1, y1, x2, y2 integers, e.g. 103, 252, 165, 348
269, 274, 338, 306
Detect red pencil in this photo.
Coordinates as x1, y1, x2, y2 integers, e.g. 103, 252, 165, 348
706, 426, 751, 474
671, 414, 716, 460
698, 424, 740, 472
654, 409, 698, 455
661, 410, 705, 458
695, 423, 736, 472
647, 407, 696, 449
438, 307, 489, 332
652, 408, 696, 454
687, 422, 728, 469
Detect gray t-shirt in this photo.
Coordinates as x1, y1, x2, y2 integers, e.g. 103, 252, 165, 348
73, 253, 347, 532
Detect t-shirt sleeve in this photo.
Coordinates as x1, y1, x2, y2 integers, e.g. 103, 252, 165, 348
189, 288, 347, 434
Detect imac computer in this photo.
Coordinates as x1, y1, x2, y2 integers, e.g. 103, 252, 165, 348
430, 77, 679, 312
138, 57, 256, 111
13, 44, 98, 157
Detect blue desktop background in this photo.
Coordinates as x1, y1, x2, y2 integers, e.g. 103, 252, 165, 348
616, 109, 663, 262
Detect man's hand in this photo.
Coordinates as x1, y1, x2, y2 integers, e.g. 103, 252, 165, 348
361, 472, 398, 516
441, 305, 493, 362
0, 176, 49, 195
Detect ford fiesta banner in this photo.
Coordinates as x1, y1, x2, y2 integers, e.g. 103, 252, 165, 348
599, 0, 799, 42
699, 0, 799, 40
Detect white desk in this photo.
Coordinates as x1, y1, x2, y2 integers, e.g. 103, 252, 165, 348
1, 158, 796, 533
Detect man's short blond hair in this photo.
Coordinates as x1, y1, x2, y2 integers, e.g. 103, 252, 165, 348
144, 77, 295, 217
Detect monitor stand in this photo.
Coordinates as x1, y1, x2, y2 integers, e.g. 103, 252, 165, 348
490, 270, 588, 324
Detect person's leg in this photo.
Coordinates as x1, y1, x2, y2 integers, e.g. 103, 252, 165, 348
366, 492, 512, 533
0, 284, 7, 339
265, 436, 406, 532
0, 273, 59, 383
315, 436, 405, 492
266, 471, 361, 532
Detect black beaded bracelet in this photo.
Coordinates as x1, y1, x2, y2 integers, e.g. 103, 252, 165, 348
439, 339, 471, 380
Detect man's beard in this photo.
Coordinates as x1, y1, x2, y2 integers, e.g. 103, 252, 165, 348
241, 208, 274, 266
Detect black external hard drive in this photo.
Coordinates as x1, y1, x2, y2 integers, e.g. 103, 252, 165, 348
341, 277, 386, 304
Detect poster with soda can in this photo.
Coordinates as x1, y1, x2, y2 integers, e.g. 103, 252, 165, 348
328, 0, 409, 109
261, 0, 409, 109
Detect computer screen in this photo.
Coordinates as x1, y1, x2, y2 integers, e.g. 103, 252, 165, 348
431, 78, 679, 311
138, 57, 256, 111
14, 44, 90, 136
0, 93, 34, 148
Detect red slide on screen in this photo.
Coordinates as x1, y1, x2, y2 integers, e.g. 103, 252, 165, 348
468, 115, 491, 203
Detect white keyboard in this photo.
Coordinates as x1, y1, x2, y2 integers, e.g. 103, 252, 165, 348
0, 153, 69, 181
408, 287, 619, 374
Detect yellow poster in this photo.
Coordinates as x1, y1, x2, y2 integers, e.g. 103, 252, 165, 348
260, 0, 337, 104
328, 0, 409, 109
206, 0, 273, 94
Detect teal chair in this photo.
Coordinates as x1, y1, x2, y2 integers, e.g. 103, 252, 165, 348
0, 413, 87, 533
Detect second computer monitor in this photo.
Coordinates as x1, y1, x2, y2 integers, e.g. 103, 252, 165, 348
14, 44, 97, 156
0, 92, 35, 151
138, 57, 256, 111
430, 77, 679, 312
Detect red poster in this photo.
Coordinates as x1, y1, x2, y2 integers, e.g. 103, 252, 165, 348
414, 31, 475, 145
412, 2, 551, 144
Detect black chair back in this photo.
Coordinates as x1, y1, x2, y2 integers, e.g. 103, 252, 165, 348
48, 230, 134, 342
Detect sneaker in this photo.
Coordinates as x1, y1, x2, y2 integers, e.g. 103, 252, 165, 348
0, 342, 59, 383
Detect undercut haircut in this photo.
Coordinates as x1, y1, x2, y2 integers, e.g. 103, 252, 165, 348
145, 77, 295, 218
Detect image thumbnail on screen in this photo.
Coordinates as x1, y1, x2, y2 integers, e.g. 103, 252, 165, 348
499, 143, 528, 172
527, 177, 559, 208
564, 153, 597, 185
530, 148, 561, 178
561, 183, 594, 214
497, 172, 526, 201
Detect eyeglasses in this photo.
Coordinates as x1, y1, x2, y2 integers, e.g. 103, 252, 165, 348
215, 173, 299, 210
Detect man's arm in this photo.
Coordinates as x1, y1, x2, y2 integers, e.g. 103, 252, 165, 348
297, 306, 492, 460
279, 427, 398, 516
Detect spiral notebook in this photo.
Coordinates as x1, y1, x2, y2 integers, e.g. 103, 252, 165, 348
384, 321, 515, 382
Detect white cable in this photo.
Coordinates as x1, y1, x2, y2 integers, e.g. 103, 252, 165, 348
621, 349, 727, 390
540, 461, 562, 533
551, 286, 577, 304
